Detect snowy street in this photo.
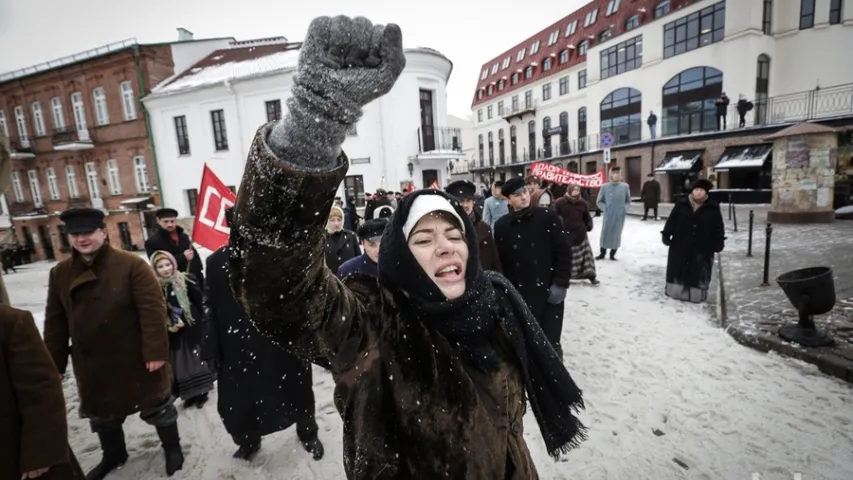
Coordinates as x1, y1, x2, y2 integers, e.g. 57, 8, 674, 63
6, 216, 852, 480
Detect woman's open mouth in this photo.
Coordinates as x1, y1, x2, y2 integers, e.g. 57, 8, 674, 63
435, 263, 463, 280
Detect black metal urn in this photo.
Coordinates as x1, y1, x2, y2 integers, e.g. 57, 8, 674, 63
776, 266, 836, 347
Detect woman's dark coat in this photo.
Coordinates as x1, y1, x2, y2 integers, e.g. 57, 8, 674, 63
228, 125, 537, 479
641, 179, 661, 210
144, 226, 205, 288
203, 246, 315, 437
553, 196, 593, 246
324, 230, 361, 275
661, 198, 726, 288
163, 275, 205, 352
471, 209, 502, 273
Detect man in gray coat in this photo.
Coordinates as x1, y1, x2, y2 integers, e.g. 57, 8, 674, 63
596, 166, 631, 260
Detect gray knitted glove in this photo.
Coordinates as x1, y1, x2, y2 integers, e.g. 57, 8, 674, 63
267, 16, 406, 169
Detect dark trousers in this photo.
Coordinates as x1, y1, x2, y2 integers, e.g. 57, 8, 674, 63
717, 113, 727, 130
643, 207, 658, 220
538, 302, 565, 353
738, 113, 746, 127
90, 396, 178, 433
232, 415, 319, 446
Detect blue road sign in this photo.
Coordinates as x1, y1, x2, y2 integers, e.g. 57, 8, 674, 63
600, 133, 613, 148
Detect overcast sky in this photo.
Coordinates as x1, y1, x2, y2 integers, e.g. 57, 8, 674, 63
0, 0, 585, 118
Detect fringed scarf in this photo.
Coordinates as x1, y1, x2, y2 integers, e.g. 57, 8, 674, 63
150, 250, 196, 331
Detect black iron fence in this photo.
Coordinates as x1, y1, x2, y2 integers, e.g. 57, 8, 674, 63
8, 135, 34, 155
417, 126, 462, 153
51, 126, 93, 146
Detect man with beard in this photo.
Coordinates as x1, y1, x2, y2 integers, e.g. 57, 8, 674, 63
203, 209, 324, 462
145, 208, 205, 287
445, 180, 501, 272
494, 177, 572, 355
338, 218, 387, 278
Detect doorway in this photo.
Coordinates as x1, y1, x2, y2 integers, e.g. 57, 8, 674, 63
626, 157, 643, 196
422, 169, 439, 189
143, 211, 158, 239
38, 225, 55, 260
118, 222, 133, 250
419, 89, 435, 152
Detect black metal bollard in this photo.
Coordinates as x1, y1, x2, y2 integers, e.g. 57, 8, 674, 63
728, 193, 733, 220
732, 205, 738, 232
761, 223, 773, 286
746, 210, 754, 257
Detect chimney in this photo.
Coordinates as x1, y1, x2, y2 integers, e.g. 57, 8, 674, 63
177, 28, 194, 41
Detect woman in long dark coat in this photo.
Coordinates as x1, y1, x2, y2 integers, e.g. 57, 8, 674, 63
661, 179, 726, 303
553, 184, 599, 285
324, 205, 361, 275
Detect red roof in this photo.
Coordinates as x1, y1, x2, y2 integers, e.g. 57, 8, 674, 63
470, 0, 699, 108
163, 41, 299, 88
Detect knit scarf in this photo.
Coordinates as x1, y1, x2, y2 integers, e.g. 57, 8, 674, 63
378, 189, 586, 459
150, 250, 195, 330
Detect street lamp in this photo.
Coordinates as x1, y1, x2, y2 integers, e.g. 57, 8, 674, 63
407, 162, 414, 177
448, 160, 455, 173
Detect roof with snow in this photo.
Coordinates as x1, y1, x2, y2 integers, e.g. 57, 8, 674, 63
150, 41, 302, 96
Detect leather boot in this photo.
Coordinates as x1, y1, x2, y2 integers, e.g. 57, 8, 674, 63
85, 429, 129, 480
595, 248, 606, 260
301, 436, 325, 461
156, 422, 184, 476
232, 432, 262, 461
610, 249, 618, 260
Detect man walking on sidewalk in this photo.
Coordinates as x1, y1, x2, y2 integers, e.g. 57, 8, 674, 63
641, 173, 661, 221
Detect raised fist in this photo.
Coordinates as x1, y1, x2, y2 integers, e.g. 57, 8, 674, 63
294, 16, 406, 122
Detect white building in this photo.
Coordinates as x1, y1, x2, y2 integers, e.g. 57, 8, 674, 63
143, 40, 461, 217
469, 0, 853, 182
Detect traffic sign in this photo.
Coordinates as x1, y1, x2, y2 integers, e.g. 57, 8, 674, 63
603, 148, 611, 164
600, 133, 614, 149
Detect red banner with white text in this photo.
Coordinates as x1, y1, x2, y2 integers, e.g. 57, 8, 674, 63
530, 162, 606, 188
192, 164, 237, 251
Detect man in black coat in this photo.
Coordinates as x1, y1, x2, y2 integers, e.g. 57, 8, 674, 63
494, 177, 573, 356
144, 208, 204, 287
202, 211, 324, 461
363, 189, 393, 220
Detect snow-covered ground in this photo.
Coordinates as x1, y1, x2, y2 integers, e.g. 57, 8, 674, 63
6, 217, 853, 480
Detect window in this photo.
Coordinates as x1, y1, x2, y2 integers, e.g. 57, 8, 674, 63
11, 172, 24, 203
655, 0, 670, 18
510, 125, 518, 162
186, 189, 199, 216
524, 90, 533, 109
344, 176, 365, 207
71, 92, 87, 131
478, 134, 484, 164
559, 49, 569, 64
498, 101, 504, 115
31, 102, 46, 136
830, 0, 843, 24
542, 117, 553, 158
85, 162, 100, 198
174, 115, 190, 155
559, 76, 569, 95
600, 88, 642, 146
663, 1, 726, 59
492, 63, 499, 74
762, 0, 773, 34
498, 79, 505, 91
579, 40, 589, 56
661, 66, 724, 136
134, 156, 150, 193
46, 167, 60, 200
625, 14, 640, 31
51, 97, 65, 129
511, 73, 519, 85
565, 20, 578, 37
28, 170, 43, 206
512, 95, 519, 112
265, 99, 282, 122
481, 69, 488, 80
528, 120, 537, 160
347, 123, 358, 136
578, 70, 587, 89
498, 129, 505, 164
585, 9, 599, 27
120, 81, 137, 120
477, 90, 483, 100
478, 109, 483, 122
599, 29, 613, 42
488, 131, 494, 164
559, 112, 569, 155
548, 30, 560, 45
755, 55, 771, 125
93, 87, 109, 125
65, 165, 79, 199
0, 110, 7, 138
578, 107, 588, 152
517, 48, 526, 61
487, 85, 494, 95
525, 66, 534, 79
488, 105, 493, 119
543, 58, 552, 72
543, 83, 552, 101
107, 159, 122, 195
530, 40, 541, 55
502, 56, 511, 69
800, 0, 816, 28
14, 106, 28, 142
211, 109, 228, 150
606, 0, 620, 16
601, 35, 643, 79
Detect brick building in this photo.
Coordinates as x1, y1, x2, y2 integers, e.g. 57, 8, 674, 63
0, 32, 232, 261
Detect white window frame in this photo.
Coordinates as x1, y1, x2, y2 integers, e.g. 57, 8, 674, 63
565, 19, 578, 37
31, 102, 46, 136
0, 110, 7, 138
134, 156, 150, 193
585, 9, 599, 27
579, 40, 589, 56
491, 63, 499, 74
606, 0, 621, 16
14, 106, 28, 143
120, 81, 137, 120
46, 167, 60, 200
85, 162, 100, 199
71, 92, 87, 131
93, 87, 109, 125
516, 48, 526, 61
530, 40, 541, 55
11, 172, 24, 203
27, 170, 43, 206
480, 69, 488, 80
502, 56, 511, 69
51, 97, 65, 129
107, 159, 122, 195
548, 30, 560, 45
65, 165, 80, 199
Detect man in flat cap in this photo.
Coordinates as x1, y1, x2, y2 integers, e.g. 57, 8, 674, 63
493, 177, 573, 356
337, 218, 388, 278
44, 208, 185, 478
145, 207, 205, 287
445, 180, 502, 272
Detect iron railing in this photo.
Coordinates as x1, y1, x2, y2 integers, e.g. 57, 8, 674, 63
52, 126, 92, 146
8, 135, 34, 155
417, 126, 462, 153
501, 100, 538, 120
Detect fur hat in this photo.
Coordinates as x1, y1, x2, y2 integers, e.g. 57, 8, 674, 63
690, 179, 714, 193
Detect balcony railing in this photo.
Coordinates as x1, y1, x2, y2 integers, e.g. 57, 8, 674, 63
9, 201, 36, 216
52, 126, 94, 150
417, 126, 462, 153
502, 100, 538, 121
8, 135, 35, 158
67, 197, 91, 209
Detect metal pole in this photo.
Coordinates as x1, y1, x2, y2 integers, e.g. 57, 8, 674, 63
761, 223, 773, 286
728, 193, 732, 220
732, 204, 738, 232
747, 210, 754, 257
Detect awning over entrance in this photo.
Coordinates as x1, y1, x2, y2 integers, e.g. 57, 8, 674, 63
655, 150, 704, 173
120, 196, 152, 206
713, 144, 773, 171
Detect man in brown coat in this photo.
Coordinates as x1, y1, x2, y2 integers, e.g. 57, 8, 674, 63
641, 173, 662, 221
445, 180, 502, 272
1, 304, 85, 480
44, 208, 184, 479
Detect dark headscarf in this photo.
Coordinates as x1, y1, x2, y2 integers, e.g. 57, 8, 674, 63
377, 189, 587, 459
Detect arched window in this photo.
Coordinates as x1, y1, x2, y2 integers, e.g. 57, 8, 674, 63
600, 88, 642, 145
578, 107, 588, 152
510, 125, 518, 162
528, 120, 537, 160
542, 116, 553, 158
478, 134, 484, 166
661, 66, 723, 136
559, 112, 569, 155
579, 40, 589, 56
525, 66, 534, 79
488, 131, 494, 165
755, 55, 770, 125
498, 129, 505, 165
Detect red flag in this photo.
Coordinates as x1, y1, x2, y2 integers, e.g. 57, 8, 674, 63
530, 162, 605, 188
429, 180, 440, 190
192, 164, 237, 251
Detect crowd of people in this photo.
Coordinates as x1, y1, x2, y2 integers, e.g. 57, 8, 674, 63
1, 13, 727, 480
